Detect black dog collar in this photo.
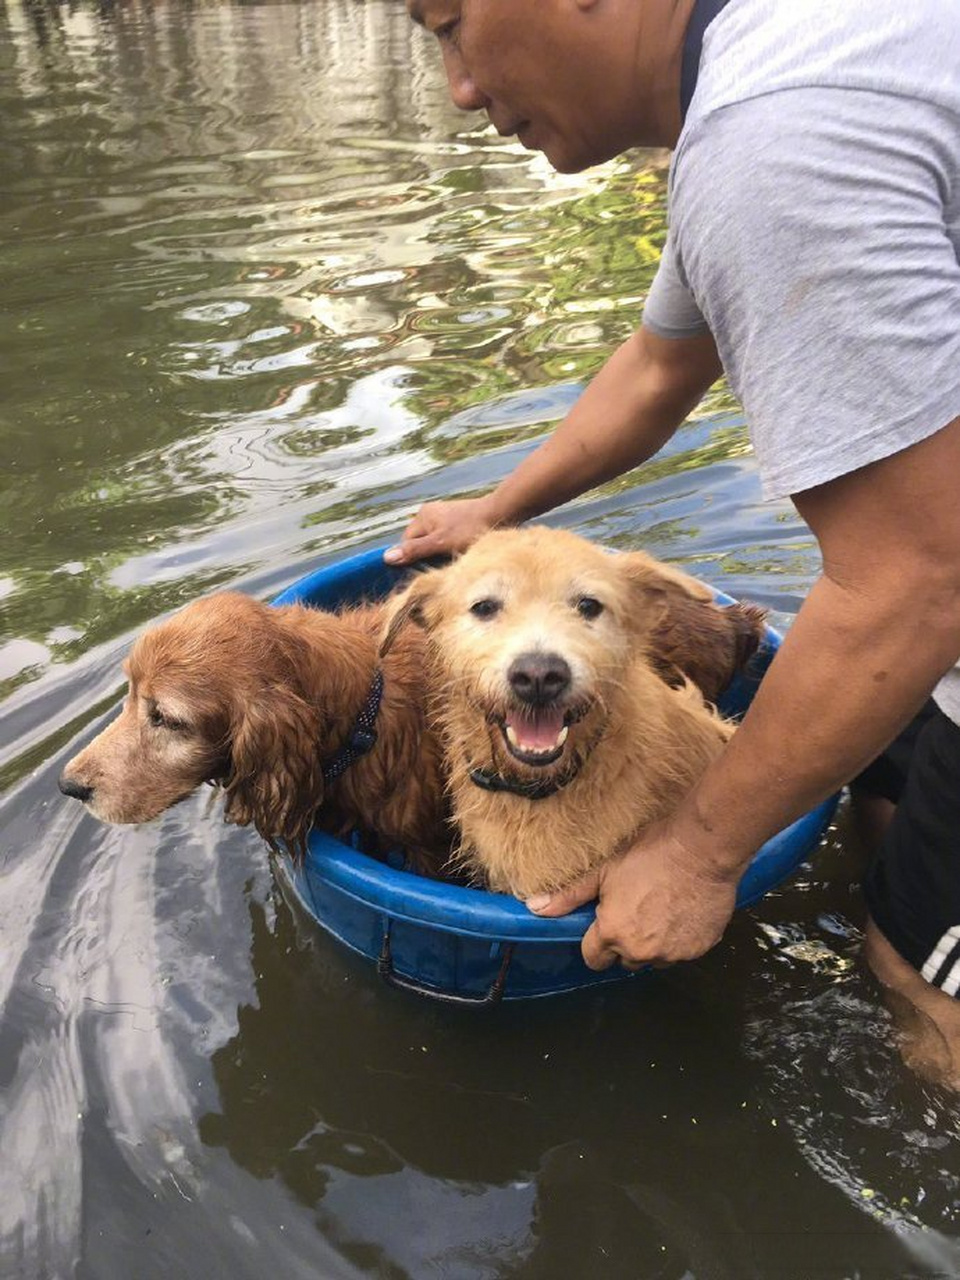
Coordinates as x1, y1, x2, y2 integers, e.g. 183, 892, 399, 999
468, 764, 569, 802
322, 669, 384, 783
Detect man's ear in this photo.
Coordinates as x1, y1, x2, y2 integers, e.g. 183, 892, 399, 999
379, 570, 442, 658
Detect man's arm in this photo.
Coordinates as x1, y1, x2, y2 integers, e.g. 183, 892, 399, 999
531, 415, 960, 968
684, 413, 960, 866
385, 326, 721, 564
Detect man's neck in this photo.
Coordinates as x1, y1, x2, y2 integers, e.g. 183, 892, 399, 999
679, 0, 733, 125
630, 0, 699, 149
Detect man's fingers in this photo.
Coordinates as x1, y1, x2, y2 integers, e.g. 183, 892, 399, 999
580, 920, 620, 971
525, 870, 602, 918
583, 927, 658, 973
383, 533, 439, 566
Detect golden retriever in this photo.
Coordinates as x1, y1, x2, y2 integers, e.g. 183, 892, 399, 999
384, 527, 736, 899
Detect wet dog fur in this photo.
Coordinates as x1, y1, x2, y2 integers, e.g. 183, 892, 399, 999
383, 527, 737, 899
59, 591, 449, 872
60, 538, 762, 885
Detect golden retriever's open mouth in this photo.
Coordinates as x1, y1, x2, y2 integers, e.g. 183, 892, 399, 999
495, 702, 590, 769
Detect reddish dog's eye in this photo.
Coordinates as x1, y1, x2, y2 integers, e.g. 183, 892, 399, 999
435, 17, 461, 47
576, 596, 604, 620
148, 705, 187, 732
469, 598, 502, 620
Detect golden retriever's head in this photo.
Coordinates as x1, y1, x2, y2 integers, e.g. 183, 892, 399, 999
59, 592, 327, 854
382, 527, 698, 788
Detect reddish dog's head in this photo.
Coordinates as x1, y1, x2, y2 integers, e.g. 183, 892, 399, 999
59, 593, 329, 854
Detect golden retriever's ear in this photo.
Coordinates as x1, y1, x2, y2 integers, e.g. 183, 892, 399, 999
222, 690, 324, 860
615, 550, 712, 639
617, 550, 713, 603
379, 571, 441, 658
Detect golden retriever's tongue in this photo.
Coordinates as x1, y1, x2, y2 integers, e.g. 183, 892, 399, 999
506, 708, 566, 752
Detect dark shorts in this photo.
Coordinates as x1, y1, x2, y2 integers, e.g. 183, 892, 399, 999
857, 700, 960, 996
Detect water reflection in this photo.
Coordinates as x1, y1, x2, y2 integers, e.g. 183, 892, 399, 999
1, 1, 958, 1277
196, 882, 947, 1278
0, 0, 673, 701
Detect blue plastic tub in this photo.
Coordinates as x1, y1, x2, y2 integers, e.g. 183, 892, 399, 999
272, 547, 837, 1002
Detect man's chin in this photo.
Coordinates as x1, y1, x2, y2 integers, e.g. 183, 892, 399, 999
536, 126, 628, 174
540, 139, 607, 175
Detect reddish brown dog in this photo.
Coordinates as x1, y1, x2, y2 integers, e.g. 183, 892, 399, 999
59, 592, 449, 871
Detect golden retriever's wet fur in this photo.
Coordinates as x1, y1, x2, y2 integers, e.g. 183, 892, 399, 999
59, 592, 449, 871
386, 528, 736, 899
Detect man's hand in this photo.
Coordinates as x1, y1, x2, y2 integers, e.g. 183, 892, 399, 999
525, 815, 741, 970
384, 496, 501, 566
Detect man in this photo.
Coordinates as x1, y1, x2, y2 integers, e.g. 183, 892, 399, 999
391, 0, 960, 1070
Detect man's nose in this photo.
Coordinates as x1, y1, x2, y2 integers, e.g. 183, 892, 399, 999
444, 53, 490, 112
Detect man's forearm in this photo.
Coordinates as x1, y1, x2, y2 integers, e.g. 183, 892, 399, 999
676, 568, 960, 877
485, 327, 720, 526
677, 416, 960, 876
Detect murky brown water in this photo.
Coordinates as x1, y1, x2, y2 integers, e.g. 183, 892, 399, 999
2, 2, 959, 1276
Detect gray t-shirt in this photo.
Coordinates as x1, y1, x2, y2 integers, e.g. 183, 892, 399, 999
643, 0, 960, 720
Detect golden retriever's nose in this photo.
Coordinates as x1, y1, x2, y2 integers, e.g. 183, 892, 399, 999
58, 774, 93, 803
508, 652, 572, 706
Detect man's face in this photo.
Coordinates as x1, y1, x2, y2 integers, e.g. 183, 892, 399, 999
408, 0, 632, 173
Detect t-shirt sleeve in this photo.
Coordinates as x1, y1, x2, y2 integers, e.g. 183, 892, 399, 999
671, 86, 960, 500
642, 233, 712, 340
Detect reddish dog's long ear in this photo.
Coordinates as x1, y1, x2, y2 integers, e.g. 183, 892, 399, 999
222, 689, 323, 860
379, 571, 441, 658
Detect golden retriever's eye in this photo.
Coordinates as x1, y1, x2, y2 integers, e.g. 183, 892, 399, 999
576, 596, 604, 620
469, 598, 502, 620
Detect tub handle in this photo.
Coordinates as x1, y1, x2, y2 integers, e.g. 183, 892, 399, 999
377, 925, 515, 1005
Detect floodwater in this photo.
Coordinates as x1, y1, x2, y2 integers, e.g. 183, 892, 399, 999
1, 2, 958, 1276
